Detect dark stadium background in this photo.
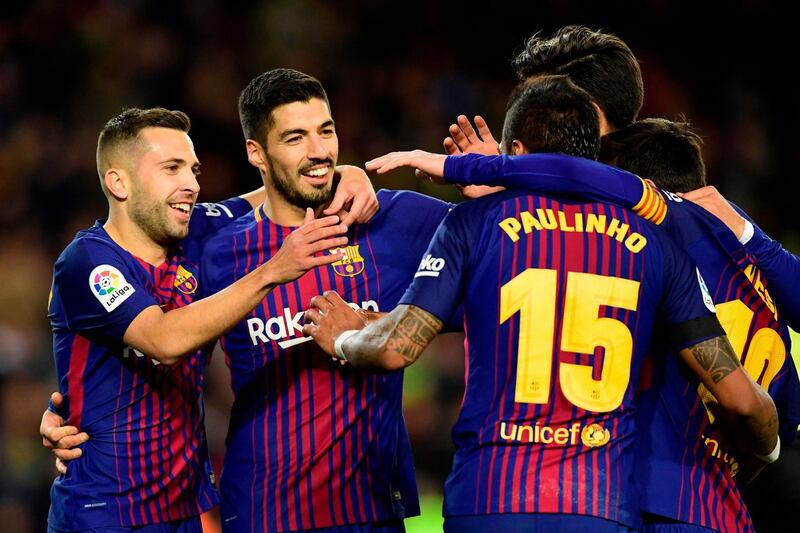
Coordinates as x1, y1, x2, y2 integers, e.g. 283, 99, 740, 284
2, 1, 798, 531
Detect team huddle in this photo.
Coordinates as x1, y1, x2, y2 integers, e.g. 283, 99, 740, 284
40, 26, 800, 533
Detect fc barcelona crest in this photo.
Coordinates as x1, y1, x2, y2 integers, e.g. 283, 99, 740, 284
330, 245, 365, 277
174, 264, 198, 294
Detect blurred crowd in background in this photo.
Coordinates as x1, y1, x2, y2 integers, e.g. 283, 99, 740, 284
2, 1, 799, 530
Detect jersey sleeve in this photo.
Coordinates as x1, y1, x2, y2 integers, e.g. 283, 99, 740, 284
398, 205, 472, 325
729, 204, 800, 330
444, 153, 668, 224
53, 239, 157, 343
188, 196, 252, 239
655, 230, 726, 350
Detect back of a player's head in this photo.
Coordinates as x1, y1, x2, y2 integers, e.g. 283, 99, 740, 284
96, 107, 191, 182
502, 75, 600, 160
512, 25, 642, 131
238, 68, 329, 143
600, 118, 706, 192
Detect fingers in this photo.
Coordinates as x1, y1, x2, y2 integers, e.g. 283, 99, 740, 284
42, 423, 78, 443
53, 447, 83, 461
474, 116, 497, 145
56, 458, 67, 475
297, 216, 344, 236
309, 294, 334, 313
449, 122, 469, 152
56, 432, 90, 450
443, 137, 460, 155
304, 307, 323, 326
365, 152, 414, 175
304, 207, 314, 225
50, 391, 64, 407
324, 191, 347, 216
341, 195, 364, 226
457, 115, 479, 144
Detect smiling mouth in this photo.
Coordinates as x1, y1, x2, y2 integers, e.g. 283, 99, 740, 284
301, 165, 331, 178
169, 202, 193, 215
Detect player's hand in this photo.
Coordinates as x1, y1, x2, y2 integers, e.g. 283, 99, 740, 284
443, 115, 500, 156
681, 186, 747, 239
266, 210, 348, 284
40, 392, 89, 473
365, 150, 447, 182
303, 291, 367, 356
325, 165, 379, 226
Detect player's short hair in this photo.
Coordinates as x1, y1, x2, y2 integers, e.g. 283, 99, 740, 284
96, 107, 191, 180
238, 68, 329, 143
502, 75, 600, 160
600, 118, 706, 192
512, 25, 642, 131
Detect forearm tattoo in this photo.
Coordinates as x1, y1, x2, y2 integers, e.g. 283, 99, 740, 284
385, 306, 443, 365
690, 336, 741, 383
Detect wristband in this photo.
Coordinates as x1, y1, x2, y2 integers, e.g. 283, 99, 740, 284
738, 219, 754, 245
334, 330, 360, 362
754, 435, 780, 464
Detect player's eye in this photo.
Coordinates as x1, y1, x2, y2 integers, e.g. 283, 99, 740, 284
165, 165, 179, 173
321, 128, 335, 137
285, 136, 302, 144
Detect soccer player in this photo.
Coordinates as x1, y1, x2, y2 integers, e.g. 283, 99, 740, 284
199, 68, 453, 532
442, 25, 800, 532
432, 119, 800, 530
304, 76, 779, 533
43, 106, 378, 533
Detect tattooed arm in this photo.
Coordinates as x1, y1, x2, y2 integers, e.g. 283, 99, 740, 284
303, 291, 443, 371
678, 335, 778, 457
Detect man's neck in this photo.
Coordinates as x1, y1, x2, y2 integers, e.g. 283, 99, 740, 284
104, 212, 168, 266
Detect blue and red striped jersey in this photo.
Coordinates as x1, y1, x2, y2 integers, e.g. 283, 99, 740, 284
200, 189, 451, 532
47, 198, 250, 530
399, 186, 722, 530
442, 153, 800, 531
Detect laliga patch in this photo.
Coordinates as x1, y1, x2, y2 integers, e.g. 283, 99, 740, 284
89, 265, 135, 312
696, 267, 716, 313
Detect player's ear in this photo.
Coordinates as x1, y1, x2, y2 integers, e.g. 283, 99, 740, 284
104, 168, 129, 201
511, 140, 529, 156
592, 102, 611, 136
245, 139, 267, 170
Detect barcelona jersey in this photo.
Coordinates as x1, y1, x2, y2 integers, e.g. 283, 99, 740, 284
200, 190, 451, 532
442, 153, 800, 531
47, 198, 250, 530
399, 185, 722, 529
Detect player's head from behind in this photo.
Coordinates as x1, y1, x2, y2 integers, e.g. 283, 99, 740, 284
239, 68, 337, 209
512, 25, 642, 133
600, 118, 706, 193
501, 75, 600, 160
96, 107, 199, 245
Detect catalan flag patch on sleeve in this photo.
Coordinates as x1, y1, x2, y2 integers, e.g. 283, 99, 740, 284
631, 177, 667, 225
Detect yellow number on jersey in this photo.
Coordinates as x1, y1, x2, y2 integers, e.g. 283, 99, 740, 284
715, 299, 786, 389
500, 269, 640, 413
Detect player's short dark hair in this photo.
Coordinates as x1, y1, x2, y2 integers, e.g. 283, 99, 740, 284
512, 25, 642, 131
502, 75, 600, 160
600, 118, 706, 193
96, 107, 191, 179
238, 68, 329, 143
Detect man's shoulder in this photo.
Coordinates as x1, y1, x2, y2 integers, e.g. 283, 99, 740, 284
375, 188, 452, 213
56, 225, 125, 269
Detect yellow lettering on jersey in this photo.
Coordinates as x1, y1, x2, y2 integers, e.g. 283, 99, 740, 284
498, 209, 647, 253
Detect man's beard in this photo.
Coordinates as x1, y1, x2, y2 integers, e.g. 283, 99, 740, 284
269, 158, 334, 210
129, 193, 187, 246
